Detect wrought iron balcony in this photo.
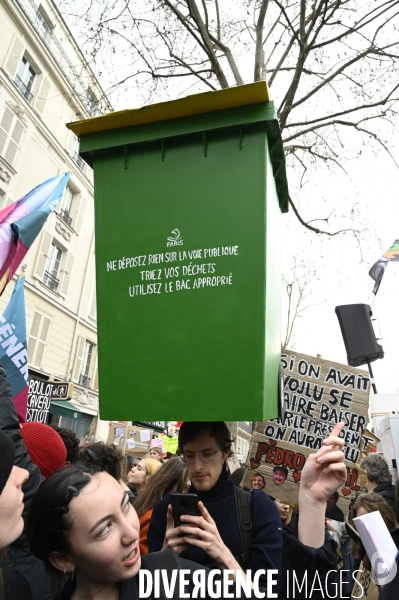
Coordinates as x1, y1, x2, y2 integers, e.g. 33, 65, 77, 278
14, 75, 33, 103
43, 271, 59, 291
15, 0, 102, 117
60, 209, 72, 227
72, 151, 85, 171
79, 374, 91, 388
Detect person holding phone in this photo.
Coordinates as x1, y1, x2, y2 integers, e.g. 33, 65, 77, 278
148, 422, 283, 589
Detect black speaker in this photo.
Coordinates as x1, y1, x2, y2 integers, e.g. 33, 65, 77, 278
335, 304, 384, 367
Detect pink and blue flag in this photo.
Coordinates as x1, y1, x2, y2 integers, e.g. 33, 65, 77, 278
0, 173, 70, 295
0, 275, 28, 422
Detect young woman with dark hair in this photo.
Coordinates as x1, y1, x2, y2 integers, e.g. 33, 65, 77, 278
78, 442, 127, 481
134, 458, 189, 555
26, 465, 258, 600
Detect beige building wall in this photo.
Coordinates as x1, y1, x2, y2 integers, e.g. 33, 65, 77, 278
0, 0, 112, 439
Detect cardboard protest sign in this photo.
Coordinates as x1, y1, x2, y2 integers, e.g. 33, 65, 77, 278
244, 351, 374, 509
107, 423, 153, 457
26, 379, 53, 423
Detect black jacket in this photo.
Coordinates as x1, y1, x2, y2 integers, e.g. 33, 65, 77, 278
0, 363, 66, 600
280, 513, 339, 600
1, 565, 33, 600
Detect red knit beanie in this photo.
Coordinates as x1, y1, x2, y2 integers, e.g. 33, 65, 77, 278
20, 422, 67, 478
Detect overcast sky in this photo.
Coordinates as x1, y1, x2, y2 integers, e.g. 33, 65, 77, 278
56, 1, 399, 396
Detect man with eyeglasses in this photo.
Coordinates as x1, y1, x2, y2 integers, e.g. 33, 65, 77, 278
147, 422, 282, 589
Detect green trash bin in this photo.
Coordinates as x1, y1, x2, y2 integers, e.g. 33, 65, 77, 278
67, 82, 289, 421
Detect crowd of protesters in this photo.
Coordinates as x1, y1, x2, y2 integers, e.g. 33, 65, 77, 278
0, 360, 398, 599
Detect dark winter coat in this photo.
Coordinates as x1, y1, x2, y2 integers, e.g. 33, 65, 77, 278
374, 482, 396, 511
0, 362, 66, 600
280, 513, 340, 600
148, 465, 283, 590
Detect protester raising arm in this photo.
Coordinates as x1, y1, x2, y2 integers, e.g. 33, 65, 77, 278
298, 421, 346, 547
279, 422, 347, 600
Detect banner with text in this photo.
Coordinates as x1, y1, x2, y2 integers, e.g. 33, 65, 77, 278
244, 351, 373, 508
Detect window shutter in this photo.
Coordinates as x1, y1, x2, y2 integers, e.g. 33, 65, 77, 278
3, 118, 23, 166
34, 231, 52, 280
0, 108, 13, 134
28, 311, 51, 368
73, 195, 87, 234
72, 335, 85, 382
27, 311, 42, 363
66, 130, 77, 155
60, 252, 74, 296
89, 286, 97, 320
34, 75, 51, 115
0, 108, 14, 156
4, 35, 25, 79
88, 344, 97, 382
0, 129, 7, 157
92, 357, 99, 390
34, 315, 51, 368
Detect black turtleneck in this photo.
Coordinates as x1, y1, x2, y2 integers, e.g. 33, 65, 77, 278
148, 461, 283, 589
187, 462, 232, 502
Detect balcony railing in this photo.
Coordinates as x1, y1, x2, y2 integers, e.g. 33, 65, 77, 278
79, 374, 91, 388
14, 75, 33, 103
43, 271, 59, 291
72, 151, 86, 171
15, 0, 102, 117
60, 209, 73, 227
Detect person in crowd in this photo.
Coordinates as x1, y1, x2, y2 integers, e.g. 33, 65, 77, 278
273, 465, 288, 485
148, 421, 282, 589
279, 422, 347, 599
127, 457, 161, 495
250, 472, 266, 490
134, 457, 189, 554
360, 453, 395, 510
0, 428, 31, 599
127, 456, 138, 469
149, 446, 163, 462
0, 362, 67, 600
26, 465, 260, 600
50, 426, 80, 466
20, 422, 67, 477
78, 441, 136, 503
229, 466, 246, 488
274, 499, 290, 524
325, 491, 345, 522
351, 491, 399, 599
78, 441, 127, 481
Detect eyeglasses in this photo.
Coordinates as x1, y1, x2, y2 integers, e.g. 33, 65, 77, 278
181, 449, 221, 464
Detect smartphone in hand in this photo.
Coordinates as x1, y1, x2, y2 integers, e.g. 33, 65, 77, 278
170, 492, 200, 527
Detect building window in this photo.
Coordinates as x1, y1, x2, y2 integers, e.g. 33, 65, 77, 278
72, 335, 97, 388
0, 107, 24, 167
35, 232, 75, 296
15, 57, 36, 103
43, 242, 62, 291
58, 187, 87, 234
60, 186, 74, 227
79, 341, 94, 387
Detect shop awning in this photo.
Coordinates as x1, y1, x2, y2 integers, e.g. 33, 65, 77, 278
49, 400, 82, 420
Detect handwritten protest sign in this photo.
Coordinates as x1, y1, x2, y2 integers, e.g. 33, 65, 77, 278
244, 351, 374, 508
